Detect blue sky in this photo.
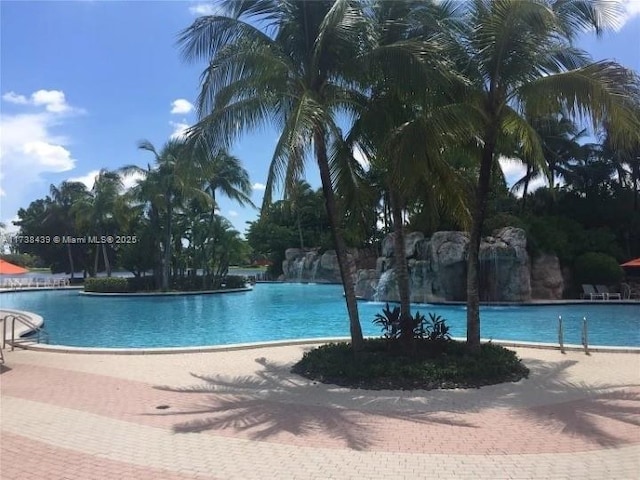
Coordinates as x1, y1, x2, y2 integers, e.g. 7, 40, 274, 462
1, 1, 639, 236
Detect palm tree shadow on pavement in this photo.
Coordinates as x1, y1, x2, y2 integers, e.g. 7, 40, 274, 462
149, 357, 476, 450
147, 355, 640, 451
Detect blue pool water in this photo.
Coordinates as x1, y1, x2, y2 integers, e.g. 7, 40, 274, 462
1, 284, 638, 348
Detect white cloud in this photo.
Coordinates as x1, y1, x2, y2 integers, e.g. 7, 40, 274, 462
353, 144, 370, 170
22, 141, 75, 171
170, 99, 194, 115
169, 121, 190, 140
252, 182, 266, 191
498, 156, 526, 185
31, 90, 72, 113
68, 169, 145, 192
616, 0, 640, 30
499, 156, 562, 197
0, 89, 83, 227
2, 89, 79, 114
1, 113, 77, 175
2, 91, 29, 104
121, 171, 145, 191
188, 3, 218, 16
68, 170, 100, 190
228, 210, 238, 217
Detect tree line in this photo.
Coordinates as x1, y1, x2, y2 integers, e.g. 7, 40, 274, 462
12, 137, 254, 290
9, 0, 640, 355
179, 0, 640, 353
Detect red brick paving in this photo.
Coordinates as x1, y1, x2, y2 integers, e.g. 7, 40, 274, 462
0, 432, 218, 480
2, 362, 638, 455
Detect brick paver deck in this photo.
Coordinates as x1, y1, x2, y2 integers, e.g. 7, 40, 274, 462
1, 345, 639, 479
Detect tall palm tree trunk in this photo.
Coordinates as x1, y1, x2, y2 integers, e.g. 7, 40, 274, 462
314, 130, 364, 352
93, 245, 100, 277
162, 200, 173, 290
467, 138, 496, 353
66, 242, 75, 280
101, 243, 111, 277
296, 214, 304, 249
521, 163, 532, 212
389, 190, 413, 353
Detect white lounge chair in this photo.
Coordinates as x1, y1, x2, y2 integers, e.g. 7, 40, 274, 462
581, 284, 605, 300
595, 285, 621, 300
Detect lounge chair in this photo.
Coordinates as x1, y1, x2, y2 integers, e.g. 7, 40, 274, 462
621, 283, 640, 300
581, 284, 605, 300
595, 284, 621, 300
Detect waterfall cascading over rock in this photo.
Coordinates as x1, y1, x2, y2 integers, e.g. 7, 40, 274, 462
354, 227, 534, 303
281, 248, 356, 284
282, 227, 563, 301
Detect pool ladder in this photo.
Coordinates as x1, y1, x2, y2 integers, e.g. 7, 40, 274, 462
1, 313, 49, 352
558, 316, 589, 354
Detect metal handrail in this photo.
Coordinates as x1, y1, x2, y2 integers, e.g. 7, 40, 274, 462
581, 317, 589, 355
1, 313, 49, 351
558, 315, 565, 353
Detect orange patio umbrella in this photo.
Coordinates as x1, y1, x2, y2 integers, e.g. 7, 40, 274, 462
0, 259, 28, 275
620, 258, 640, 268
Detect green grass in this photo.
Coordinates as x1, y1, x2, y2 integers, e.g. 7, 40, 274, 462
292, 339, 530, 390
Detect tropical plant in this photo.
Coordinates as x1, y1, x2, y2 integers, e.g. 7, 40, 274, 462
373, 304, 451, 344
48, 181, 91, 278
348, 0, 471, 350
449, 0, 640, 352
73, 169, 124, 277
178, 0, 371, 349
123, 138, 211, 289
573, 252, 624, 286
424, 313, 451, 342
373, 303, 402, 340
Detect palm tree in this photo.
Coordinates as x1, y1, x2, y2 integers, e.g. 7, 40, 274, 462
452, 0, 640, 352
74, 170, 123, 277
48, 181, 90, 278
344, 0, 471, 349
178, 0, 369, 350
200, 147, 254, 211
126, 139, 208, 290
283, 179, 314, 249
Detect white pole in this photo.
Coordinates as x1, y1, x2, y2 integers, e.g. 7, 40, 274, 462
582, 316, 589, 355
558, 315, 565, 353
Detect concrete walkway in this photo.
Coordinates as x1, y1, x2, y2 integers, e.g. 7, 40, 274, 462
1, 345, 639, 479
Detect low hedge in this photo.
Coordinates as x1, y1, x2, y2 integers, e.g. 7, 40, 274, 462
84, 275, 248, 293
84, 277, 129, 293
292, 339, 530, 390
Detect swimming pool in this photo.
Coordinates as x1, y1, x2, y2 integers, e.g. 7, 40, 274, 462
1, 284, 638, 348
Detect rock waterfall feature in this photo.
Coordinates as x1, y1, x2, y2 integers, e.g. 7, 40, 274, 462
282, 227, 564, 302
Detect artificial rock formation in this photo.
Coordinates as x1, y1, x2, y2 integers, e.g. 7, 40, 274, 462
358, 227, 532, 302
282, 249, 357, 283
283, 227, 564, 302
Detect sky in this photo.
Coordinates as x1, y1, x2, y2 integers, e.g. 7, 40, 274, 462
1, 0, 639, 237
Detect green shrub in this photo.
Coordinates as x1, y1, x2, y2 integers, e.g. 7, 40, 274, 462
373, 304, 451, 343
223, 275, 248, 289
85, 275, 248, 293
292, 339, 529, 390
573, 252, 624, 286
127, 276, 156, 292
84, 277, 129, 293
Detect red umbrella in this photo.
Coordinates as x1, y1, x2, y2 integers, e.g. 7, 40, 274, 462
621, 258, 640, 268
0, 259, 28, 275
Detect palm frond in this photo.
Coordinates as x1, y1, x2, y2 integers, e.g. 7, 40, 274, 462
521, 61, 640, 149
